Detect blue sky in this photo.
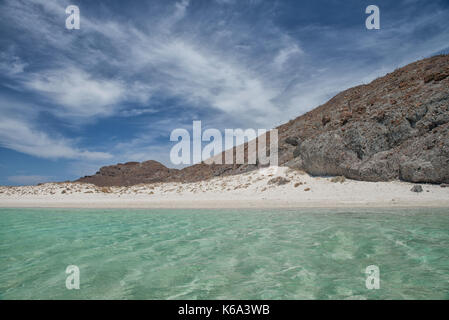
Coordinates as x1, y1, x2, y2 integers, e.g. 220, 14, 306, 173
1, 0, 449, 185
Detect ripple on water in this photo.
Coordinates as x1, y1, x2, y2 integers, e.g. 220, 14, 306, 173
0, 208, 449, 299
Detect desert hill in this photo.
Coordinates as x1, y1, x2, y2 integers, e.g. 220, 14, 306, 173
77, 54, 449, 186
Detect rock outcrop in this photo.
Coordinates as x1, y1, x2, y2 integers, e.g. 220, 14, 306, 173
78, 160, 174, 186
279, 54, 449, 183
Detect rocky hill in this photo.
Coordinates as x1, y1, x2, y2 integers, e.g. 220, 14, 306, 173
77, 54, 449, 186
78, 160, 174, 186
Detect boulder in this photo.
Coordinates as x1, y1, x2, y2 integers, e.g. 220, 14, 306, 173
285, 137, 299, 146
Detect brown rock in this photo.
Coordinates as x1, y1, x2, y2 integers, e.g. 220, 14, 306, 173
322, 116, 331, 126
267, 177, 290, 186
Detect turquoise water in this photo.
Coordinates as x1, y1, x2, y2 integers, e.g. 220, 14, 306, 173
0, 208, 449, 300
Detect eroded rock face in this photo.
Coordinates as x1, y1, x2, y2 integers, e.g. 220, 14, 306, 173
398, 122, 449, 183
299, 131, 360, 178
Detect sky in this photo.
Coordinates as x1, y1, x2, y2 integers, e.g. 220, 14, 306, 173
1, 0, 449, 185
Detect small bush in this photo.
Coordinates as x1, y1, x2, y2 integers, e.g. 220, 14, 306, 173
267, 177, 290, 186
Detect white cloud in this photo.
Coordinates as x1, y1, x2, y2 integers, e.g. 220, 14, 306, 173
0, 52, 27, 76
174, 0, 190, 21
0, 118, 113, 160
0, 0, 294, 128
274, 44, 303, 69
24, 68, 126, 118
119, 108, 158, 117
137, 39, 281, 122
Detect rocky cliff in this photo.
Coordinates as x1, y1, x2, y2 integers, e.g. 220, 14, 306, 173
279, 54, 449, 183
77, 54, 449, 186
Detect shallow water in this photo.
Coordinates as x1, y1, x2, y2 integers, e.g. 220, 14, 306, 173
0, 207, 448, 299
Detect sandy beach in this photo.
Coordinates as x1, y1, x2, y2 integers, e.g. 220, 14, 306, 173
1, 167, 448, 209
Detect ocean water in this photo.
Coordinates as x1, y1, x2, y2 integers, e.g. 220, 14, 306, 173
0, 208, 448, 300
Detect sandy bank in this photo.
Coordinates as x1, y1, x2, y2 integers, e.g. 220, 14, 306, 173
1, 167, 449, 209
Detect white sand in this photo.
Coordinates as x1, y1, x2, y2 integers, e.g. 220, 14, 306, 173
1, 167, 448, 209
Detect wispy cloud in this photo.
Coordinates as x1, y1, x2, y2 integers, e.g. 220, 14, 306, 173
0, 117, 112, 160
2, 0, 449, 128
24, 67, 126, 118
0, 52, 27, 76
0, 92, 113, 161
0, 0, 300, 127
274, 44, 303, 69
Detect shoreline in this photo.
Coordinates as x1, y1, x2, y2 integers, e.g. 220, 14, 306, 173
2, 167, 449, 210
2, 195, 449, 209
1, 201, 449, 209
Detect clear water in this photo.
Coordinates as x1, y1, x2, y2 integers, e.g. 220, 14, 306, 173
0, 208, 448, 300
